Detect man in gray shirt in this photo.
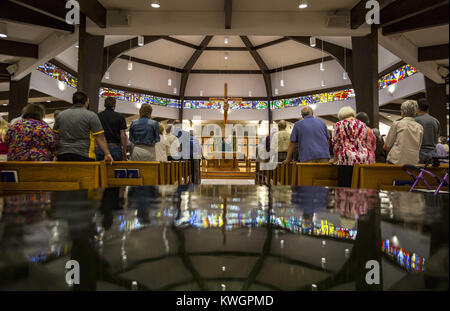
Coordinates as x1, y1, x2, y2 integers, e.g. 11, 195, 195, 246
54, 91, 113, 163
415, 98, 441, 164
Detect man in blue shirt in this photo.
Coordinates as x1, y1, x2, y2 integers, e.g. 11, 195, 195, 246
285, 106, 330, 163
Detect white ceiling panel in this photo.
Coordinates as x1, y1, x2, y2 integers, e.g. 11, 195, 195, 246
248, 36, 283, 47
170, 35, 205, 46
193, 51, 259, 70
0, 21, 53, 44
259, 41, 327, 69
127, 39, 195, 68
208, 36, 245, 47
403, 25, 449, 47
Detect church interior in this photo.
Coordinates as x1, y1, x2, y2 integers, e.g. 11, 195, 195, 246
0, 0, 449, 294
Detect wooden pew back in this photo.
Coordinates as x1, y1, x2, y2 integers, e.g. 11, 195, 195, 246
353, 163, 449, 191
102, 161, 160, 187
0, 161, 102, 192
295, 163, 338, 187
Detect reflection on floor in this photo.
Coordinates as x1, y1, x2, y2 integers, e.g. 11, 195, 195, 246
201, 179, 255, 185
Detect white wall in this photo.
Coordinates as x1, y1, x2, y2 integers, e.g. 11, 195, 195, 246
98, 98, 179, 119
270, 60, 350, 96
185, 74, 267, 97
379, 72, 425, 106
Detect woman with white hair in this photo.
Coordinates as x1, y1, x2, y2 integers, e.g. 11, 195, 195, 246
0, 118, 9, 161
333, 106, 375, 187
385, 100, 423, 165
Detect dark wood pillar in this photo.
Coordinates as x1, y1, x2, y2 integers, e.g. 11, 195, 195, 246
351, 28, 379, 129
8, 73, 31, 122
77, 15, 104, 113
425, 77, 448, 137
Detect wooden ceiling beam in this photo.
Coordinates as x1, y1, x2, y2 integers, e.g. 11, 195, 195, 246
382, 4, 449, 35
418, 44, 449, 62
351, 0, 396, 29
241, 36, 272, 99
254, 37, 290, 50
76, 0, 107, 28
0, 0, 74, 32
225, 0, 232, 29
0, 39, 38, 58
380, 0, 449, 27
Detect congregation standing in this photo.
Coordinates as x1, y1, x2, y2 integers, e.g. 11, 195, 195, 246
0, 91, 448, 183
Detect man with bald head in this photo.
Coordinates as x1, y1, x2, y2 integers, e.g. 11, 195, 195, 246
271, 120, 291, 162
285, 106, 330, 163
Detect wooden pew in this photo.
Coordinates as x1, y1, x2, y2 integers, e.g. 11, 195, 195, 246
0, 161, 102, 192
352, 163, 449, 191
102, 161, 160, 187
295, 163, 338, 187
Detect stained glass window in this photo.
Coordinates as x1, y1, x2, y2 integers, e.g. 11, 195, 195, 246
270, 89, 356, 109
378, 64, 417, 90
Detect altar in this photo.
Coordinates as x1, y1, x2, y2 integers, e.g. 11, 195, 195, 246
205, 151, 242, 171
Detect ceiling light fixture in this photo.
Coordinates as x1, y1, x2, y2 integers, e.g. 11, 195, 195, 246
127, 80, 132, 86
280, 79, 285, 87
138, 35, 145, 47
200, 90, 204, 96
173, 87, 177, 94
75, 44, 79, 48
58, 81, 66, 91
310, 36, 316, 47
298, 0, 308, 9
320, 62, 325, 71
128, 61, 133, 71
105, 71, 110, 80
388, 83, 396, 95
150, 0, 160, 8
224, 52, 229, 60
249, 90, 252, 97
0, 23, 8, 38
224, 37, 229, 45
168, 78, 172, 86
321, 80, 326, 87
105, 46, 110, 80
274, 88, 279, 95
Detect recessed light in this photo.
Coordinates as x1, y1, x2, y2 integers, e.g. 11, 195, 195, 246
298, 1, 308, 9
0, 23, 8, 38
151, 1, 160, 8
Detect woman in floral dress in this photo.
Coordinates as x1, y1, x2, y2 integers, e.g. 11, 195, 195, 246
5, 103, 56, 161
333, 106, 375, 187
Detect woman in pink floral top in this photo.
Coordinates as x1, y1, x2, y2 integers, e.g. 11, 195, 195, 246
5, 103, 56, 161
332, 107, 375, 187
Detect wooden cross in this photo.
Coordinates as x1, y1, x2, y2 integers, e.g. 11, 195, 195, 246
209, 83, 242, 124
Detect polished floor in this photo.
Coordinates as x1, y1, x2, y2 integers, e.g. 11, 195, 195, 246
201, 179, 255, 185
0, 185, 448, 291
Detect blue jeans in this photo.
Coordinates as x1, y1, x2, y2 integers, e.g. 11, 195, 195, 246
96, 144, 123, 161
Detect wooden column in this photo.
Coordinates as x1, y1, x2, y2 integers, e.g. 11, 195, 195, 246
425, 77, 448, 137
8, 73, 31, 122
77, 15, 104, 113
351, 28, 379, 128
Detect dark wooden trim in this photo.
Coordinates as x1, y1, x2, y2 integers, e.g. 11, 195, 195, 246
0, 39, 38, 58
254, 37, 289, 50
10, 0, 68, 22
268, 56, 334, 74
0, 63, 10, 78
382, 4, 449, 36
101, 82, 180, 100
8, 73, 30, 121
380, 0, 449, 27
241, 36, 272, 100
378, 61, 406, 78
350, 0, 396, 29
190, 69, 261, 74
119, 55, 185, 73
271, 84, 353, 101
162, 36, 199, 50
179, 36, 213, 118
225, 0, 232, 29
204, 46, 248, 51
0, 0, 74, 32
418, 44, 449, 62
77, 0, 107, 28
